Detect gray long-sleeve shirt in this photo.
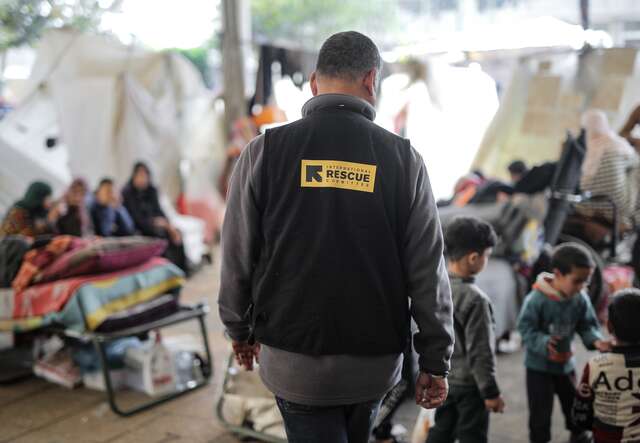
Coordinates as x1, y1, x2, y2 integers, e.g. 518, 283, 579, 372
448, 274, 500, 399
218, 93, 453, 405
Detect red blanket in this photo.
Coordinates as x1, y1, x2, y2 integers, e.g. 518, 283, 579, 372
13, 257, 167, 318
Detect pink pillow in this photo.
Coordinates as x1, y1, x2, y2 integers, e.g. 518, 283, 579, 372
39, 237, 167, 282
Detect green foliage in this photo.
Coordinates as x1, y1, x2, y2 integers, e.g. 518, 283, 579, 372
0, 0, 117, 50
251, 0, 398, 49
175, 45, 212, 87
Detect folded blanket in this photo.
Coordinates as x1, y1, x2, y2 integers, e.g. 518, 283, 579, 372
2, 257, 184, 333
12, 236, 86, 292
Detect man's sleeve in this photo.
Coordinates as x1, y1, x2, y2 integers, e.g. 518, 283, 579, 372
218, 136, 264, 341
517, 295, 550, 357
404, 147, 454, 376
466, 298, 500, 399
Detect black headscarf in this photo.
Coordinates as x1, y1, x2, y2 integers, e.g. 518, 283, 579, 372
15, 181, 52, 217
122, 161, 166, 236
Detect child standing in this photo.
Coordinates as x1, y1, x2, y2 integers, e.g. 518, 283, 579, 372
518, 243, 611, 443
573, 288, 640, 443
426, 217, 505, 443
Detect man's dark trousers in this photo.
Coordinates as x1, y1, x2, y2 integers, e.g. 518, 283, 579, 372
426, 385, 489, 443
275, 397, 381, 443
526, 368, 580, 443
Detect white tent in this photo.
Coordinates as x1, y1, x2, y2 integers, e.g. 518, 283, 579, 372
0, 29, 226, 264
376, 61, 499, 200
473, 47, 640, 178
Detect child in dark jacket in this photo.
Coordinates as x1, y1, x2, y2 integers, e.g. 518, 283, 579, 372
90, 178, 135, 237
573, 288, 640, 443
518, 243, 611, 443
426, 217, 505, 443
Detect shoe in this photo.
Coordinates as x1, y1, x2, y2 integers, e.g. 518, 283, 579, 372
569, 431, 592, 443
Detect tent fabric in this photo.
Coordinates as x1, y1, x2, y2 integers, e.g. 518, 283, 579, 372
0, 29, 219, 210
473, 48, 640, 179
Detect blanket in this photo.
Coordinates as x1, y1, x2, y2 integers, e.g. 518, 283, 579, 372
0, 258, 184, 332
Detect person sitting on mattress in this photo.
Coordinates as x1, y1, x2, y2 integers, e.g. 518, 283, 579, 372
56, 178, 91, 237
90, 178, 135, 238
0, 181, 62, 238
122, 162, 188, 273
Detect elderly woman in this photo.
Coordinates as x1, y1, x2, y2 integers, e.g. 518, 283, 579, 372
122, 162, 188, 272
0, 181, 61, 237
576, 110, 640, 230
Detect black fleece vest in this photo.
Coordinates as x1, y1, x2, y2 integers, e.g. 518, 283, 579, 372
251, 103, 413, 356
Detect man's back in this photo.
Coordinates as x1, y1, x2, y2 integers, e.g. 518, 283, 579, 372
218, 31, 453, 443
252, 95, 414, 356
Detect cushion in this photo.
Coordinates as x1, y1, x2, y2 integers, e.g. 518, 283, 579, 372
38, 237, 167, 283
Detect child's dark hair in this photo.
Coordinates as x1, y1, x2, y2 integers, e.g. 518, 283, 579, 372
444, 217, 497, 261
608, 288, 640, 344
551, 243, 595, 275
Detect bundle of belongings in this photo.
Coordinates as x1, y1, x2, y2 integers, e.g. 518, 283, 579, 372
0, 235, 186, 387
0, 235, 183, 332
217, 354, 287, 441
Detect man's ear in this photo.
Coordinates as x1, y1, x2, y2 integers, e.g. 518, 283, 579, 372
363, 68, 377, 97
310, 71, 319, 96
467, 251, 480, 265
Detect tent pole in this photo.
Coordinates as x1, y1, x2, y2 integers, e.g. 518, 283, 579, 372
221, 0, 250, 143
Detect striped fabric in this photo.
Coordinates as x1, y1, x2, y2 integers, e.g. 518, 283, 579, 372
576, 149, 640, 228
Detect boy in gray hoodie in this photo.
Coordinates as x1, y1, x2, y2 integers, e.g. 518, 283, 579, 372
518, 243, 611, 443
427, 217, 505, 443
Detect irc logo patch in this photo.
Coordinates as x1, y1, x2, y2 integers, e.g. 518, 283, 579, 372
300, 160, 377, 193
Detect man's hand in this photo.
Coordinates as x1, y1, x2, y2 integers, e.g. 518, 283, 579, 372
594, 340, 612, 353
415, 372, 448, 409
547, 336, 572, 363
485, 396, 505, 413
232, 340, 260, 371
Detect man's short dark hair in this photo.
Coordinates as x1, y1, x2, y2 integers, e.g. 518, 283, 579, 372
551, 243, 595, 275
444, 217, 497, 261
608, 288, 640, 343
316, 31, 382, 82
508, 160, 528, 176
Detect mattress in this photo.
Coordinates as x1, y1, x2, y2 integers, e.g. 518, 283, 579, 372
0, 257, 184, 333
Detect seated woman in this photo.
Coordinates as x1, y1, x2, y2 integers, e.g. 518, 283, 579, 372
0, 181, 61, 238
121, 162, 188, 272
90, 178, 135, 237
56, 178, 91, 236
576, 109, 640, 232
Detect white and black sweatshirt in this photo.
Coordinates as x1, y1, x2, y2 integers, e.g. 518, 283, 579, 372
573, 345, 640, 442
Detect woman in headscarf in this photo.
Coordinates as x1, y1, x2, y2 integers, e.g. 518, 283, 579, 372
576, 109, 640, 229
0, 181, 61, 237
56, 178, 91, 236
122, 162, 188, 272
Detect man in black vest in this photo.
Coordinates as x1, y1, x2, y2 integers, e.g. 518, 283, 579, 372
219, 31, 454, 443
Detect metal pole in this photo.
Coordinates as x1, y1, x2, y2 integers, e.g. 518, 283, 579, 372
580, 0, 590, 30
221, 0, 249, 142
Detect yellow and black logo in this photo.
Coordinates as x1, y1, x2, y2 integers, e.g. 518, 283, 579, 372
300, 160, 377, 193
